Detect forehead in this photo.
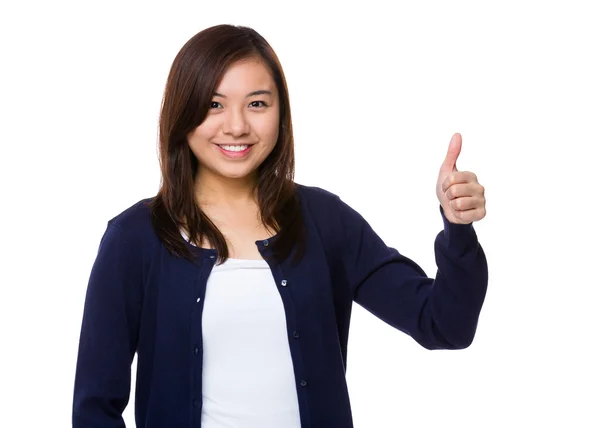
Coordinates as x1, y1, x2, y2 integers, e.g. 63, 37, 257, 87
215, 58, 276, 95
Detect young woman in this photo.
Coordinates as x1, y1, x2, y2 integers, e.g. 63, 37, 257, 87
73, 24, 488, 428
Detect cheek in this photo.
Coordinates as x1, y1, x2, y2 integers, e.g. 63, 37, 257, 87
256, 113, 280, 146
188, 121, 219, 150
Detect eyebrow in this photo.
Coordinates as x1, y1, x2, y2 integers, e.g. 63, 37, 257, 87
213, 90, 273, 98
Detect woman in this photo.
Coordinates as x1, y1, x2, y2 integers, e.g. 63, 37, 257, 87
73, 24, 488, 428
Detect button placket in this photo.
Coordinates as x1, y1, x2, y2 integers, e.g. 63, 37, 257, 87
190, 255, 212, 424
268, 264, 310, 401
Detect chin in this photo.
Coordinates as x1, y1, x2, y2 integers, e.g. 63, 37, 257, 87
217, 167, 256, 180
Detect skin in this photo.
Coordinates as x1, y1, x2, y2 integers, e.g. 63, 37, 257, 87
186, 58, 281, 259
436, 133, 487, 224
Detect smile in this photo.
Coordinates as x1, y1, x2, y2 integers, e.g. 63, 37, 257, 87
216, 144, 254, 159
218, 144, 250, 152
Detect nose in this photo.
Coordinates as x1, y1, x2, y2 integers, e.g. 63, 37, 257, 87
222, 108, 250, 137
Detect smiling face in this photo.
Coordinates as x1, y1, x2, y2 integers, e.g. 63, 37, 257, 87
187, 58, 280, 184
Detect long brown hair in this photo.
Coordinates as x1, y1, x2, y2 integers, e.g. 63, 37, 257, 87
148, 24, 306, 266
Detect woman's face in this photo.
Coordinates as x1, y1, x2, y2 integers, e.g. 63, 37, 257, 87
188, 58, 280, 182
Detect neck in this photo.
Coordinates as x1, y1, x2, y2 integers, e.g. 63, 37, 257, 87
194, 168, 258, 207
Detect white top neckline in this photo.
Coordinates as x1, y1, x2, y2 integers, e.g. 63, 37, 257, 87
181, 229, 269, 266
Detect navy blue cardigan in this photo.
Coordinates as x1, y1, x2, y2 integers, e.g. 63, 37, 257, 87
73, 184, 488, 427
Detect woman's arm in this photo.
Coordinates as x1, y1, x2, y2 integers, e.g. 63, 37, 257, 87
339, 198, 488, 350
73, 223, 143, 427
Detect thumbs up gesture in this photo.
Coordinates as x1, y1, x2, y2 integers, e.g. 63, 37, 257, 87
436, 133, 486, 224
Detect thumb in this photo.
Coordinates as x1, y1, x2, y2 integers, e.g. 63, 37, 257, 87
441, 133, 462, 173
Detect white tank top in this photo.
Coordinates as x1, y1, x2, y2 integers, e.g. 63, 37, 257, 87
182, 231, 301, 428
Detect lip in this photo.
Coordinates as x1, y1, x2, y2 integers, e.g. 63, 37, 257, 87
215, 144, 254, 159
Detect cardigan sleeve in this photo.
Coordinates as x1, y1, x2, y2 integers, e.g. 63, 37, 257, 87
338, 198, 488, 349
73, 222, 143, 427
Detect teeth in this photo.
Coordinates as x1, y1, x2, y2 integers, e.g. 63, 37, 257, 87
220, 145, 249, 152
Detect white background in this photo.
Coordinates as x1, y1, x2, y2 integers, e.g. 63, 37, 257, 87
1, 1, 599, 427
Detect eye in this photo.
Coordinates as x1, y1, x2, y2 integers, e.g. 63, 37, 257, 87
209, 101, 222, 109
249, 100, 267, 108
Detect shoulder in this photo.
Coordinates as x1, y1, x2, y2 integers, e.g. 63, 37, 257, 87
294, 183, 363, 224
294, 183, 342, 207
293, 182, 369, 245
105, 196, 157, 243
294, 183, 345, 222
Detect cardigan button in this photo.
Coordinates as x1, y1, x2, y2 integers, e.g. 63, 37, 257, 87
193, 347, 199, 355
262, 239, 269, 247
300, 380, 307, 387
293, 330, 300, 339
281, 279, 288, 287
